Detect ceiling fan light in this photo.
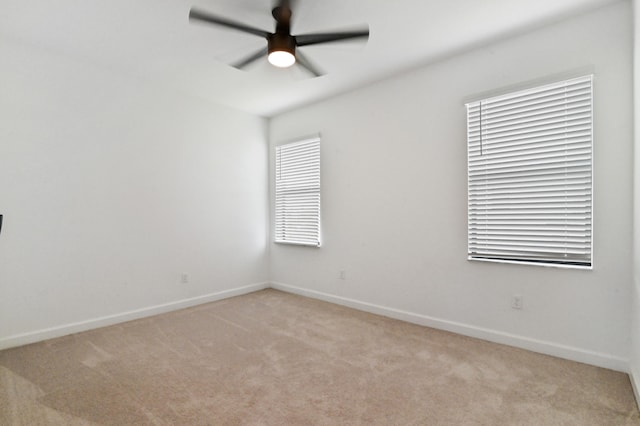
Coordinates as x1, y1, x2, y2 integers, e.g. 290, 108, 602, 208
268, 50, 296, 68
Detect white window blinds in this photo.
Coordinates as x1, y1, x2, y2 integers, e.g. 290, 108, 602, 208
275, 137, 321, 246
466, 75, 593, 267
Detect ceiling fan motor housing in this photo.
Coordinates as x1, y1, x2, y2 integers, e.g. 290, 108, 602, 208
268, 32, 296, 57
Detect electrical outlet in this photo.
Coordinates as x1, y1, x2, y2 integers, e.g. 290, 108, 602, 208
180, 273, 189, 284
339, 270, 346, 280
511, 295, 523, 310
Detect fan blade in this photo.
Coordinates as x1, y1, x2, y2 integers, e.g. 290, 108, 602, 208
189, 8, 271, 38
296, 51, 324, 77
232, 47, 268, 69
295, 29, 369, 47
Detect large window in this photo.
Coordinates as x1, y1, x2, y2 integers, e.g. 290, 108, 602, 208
466, 75, 593, 267
275, 136, 321, 246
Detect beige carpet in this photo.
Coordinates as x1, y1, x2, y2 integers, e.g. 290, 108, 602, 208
0, 289, 638, 425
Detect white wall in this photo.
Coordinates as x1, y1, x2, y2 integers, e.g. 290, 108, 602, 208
0, 36, 269, 348
632, 0, 640, 405
0, 2, 635, 382
270, 2, 633, 371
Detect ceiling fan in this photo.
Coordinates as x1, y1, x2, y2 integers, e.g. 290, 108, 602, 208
189, 0, 369, 77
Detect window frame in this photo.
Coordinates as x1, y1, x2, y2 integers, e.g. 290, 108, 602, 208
465, 75, 593, 269
274, 136, 321, 247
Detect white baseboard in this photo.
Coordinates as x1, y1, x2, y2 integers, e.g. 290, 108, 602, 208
1, 280, 631, 376
0, 282, 269, 351
631, 365, 640, 411
270, 281, 629, 373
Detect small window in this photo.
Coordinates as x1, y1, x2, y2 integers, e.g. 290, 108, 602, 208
275, 136, 321, 246
466, 75, 593, 267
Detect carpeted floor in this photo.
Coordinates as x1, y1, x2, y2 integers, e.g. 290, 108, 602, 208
1, 289, 638, 425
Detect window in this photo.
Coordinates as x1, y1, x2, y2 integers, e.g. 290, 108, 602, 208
275, 136, 321, 246
466, 75, 593, 267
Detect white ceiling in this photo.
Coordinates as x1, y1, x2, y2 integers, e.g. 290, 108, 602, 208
1, 0, 620, 117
